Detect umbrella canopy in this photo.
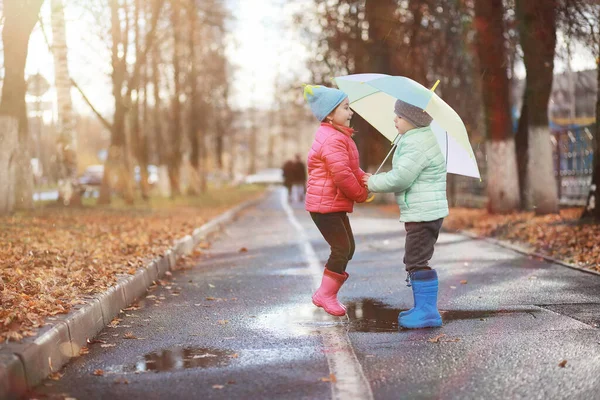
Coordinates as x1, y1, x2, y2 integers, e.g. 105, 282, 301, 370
334, 74, 480, 179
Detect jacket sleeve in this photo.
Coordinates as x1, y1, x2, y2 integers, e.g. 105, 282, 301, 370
322, 136, 368, 202
367, 141, 427, 194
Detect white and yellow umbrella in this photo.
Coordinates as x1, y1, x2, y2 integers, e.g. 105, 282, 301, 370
334, 73, 480, 179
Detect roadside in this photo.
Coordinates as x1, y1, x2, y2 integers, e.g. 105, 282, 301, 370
0, 186, 264, 344
376, 204, 600, 274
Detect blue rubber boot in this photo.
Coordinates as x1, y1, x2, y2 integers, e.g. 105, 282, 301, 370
399, 272, 415, 317
398, 269, 442, 329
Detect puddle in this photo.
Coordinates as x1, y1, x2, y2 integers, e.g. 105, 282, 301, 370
439, 309, 536, 322
272, 267, 313, 276
345, 299, 402, 332
250, 303, 344, 338
345, 299, 538, 332
131, 347, 235, 372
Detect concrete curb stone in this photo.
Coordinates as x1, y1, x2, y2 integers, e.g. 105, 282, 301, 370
96, 285, 127, 326
0, 354, 26, 400
0, 321, 70, 390
0, 193, 264, 400
64, 299, 104, 356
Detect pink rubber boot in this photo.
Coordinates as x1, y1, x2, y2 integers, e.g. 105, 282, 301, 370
312, 269, 349, 316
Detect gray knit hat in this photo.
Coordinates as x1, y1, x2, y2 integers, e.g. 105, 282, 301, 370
394, 99, 433, 128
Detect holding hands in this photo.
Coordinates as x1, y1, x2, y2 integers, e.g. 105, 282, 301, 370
362, 173, 372, 188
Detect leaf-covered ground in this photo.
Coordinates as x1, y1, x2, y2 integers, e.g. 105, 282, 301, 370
0, 186, 264, 343
378, 205, 599, 273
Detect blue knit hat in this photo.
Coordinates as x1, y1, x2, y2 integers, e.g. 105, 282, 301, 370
303, 84, 347, 122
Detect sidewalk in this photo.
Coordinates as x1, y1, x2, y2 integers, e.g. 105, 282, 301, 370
0, 192, 265, 400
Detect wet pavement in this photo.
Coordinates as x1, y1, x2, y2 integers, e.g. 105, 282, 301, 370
28, 189, 600, 399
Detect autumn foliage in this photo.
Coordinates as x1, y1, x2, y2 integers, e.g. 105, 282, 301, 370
443, 208, 599, 271
0, 187, 263, 343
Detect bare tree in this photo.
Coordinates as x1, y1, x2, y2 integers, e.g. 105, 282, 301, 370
474, 0, 521, 213
166, 0, 183, 197
51, 0, 80, 205
515, 0, 559, 214
0, 0, 44, 213
560, 0, 600, 220
97, 0, 164, 204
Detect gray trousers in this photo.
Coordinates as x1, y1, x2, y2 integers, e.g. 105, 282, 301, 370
403, 218, 444, 272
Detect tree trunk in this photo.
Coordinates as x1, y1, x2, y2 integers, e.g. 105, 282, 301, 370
168, 0, 183, 197
132, 0, 150, 200
362, 0, 397, 171
99, 0, 134, 205
187, 0, 203, 195
582, 43, 600, 220
474, 0, 521, 213
51, 0, 80, 206
516, 0, 559, 215
0, 118, 18, 214
407, 0, 428, 85
0, 0, 43, 212
248, 108, 257, 175
515, 100, 530, 208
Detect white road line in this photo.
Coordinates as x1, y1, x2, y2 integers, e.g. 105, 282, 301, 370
281, 191, 374, 400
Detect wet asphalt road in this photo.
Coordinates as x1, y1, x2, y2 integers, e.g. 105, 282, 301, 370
29, 189, 600, 400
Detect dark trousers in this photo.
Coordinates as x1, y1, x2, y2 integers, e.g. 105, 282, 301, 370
403, 218, 444, 273
310, 212, 355, 274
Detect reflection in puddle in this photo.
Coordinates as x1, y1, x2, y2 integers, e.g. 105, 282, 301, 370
440, 309, 535, 322
345, 299, 534, 332
345, 299, 402, 332
132, 347, 234, 372
250, 303, 346, 338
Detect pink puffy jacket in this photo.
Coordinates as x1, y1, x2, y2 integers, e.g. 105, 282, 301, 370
305, 123, 368, 213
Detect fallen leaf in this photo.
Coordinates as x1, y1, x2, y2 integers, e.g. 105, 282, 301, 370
100, 343, 116, 348
228, 353, 239, 358
217, 320, 229, 325
205, 296, 216, 301
319, 374, 337, 383
114, 378, 129, 384
48, 371, 64, 381
212, 385, 224, 389
428, 334, 446, 343
558, 360, 567, 368
123, 332, 137, 339
93, 369, 104, 376
87, 338, 107, 345
79, 347, 90, 355
227, 380, 236, 384
239, 247, 248, 253
460, 280, 468, 284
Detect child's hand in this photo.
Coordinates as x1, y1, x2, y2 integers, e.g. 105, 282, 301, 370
362, 173, 372, 188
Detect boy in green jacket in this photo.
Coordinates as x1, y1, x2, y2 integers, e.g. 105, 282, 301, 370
363, 98, 449, 329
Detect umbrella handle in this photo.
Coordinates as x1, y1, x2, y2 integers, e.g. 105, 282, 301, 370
365, 193, 375, 203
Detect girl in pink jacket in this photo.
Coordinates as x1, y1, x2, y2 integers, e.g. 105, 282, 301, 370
303, 85, 369, 316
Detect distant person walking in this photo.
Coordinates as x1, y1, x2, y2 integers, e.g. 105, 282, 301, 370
291, 154, 307, 202
282, 159, 295, 202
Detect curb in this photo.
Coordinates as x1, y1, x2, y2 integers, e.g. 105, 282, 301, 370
453, 229, 600, 277
0, 194, 264, 400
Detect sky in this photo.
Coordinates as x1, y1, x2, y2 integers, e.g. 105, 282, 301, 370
20, 0, 599, 121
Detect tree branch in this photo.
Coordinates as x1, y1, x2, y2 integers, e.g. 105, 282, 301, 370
125, 0, 165, 100
71, 78, 113, 131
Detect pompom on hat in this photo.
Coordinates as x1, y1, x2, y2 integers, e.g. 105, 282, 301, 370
303, 84, 347, 122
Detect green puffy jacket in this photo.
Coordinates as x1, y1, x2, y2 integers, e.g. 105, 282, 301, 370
367, 126, 449, 222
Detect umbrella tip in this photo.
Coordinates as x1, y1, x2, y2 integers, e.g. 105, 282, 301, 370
430, 80, 440, 92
